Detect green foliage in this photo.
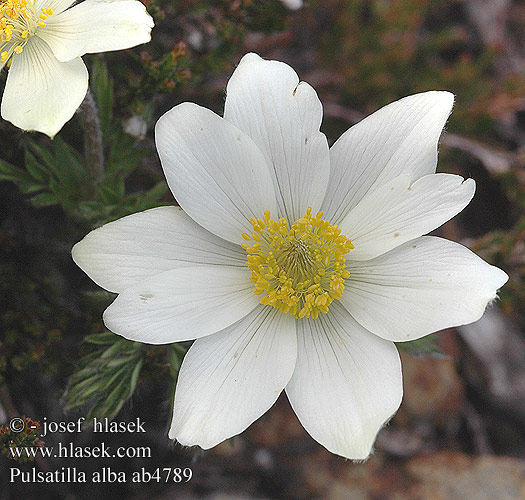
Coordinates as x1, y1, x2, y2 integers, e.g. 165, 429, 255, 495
129, 0, 291, 92
0, 137, 90, 213
0, 57, 168, 224
64, 333, 145, 424
65, 333, 190, 425
127, 42, 191, 114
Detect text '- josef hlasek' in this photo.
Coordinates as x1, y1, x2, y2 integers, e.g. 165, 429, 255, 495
40, 417, 145, 437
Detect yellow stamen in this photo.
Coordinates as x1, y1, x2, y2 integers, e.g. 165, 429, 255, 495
0, 0, 53, 63
242, 207, 354, 319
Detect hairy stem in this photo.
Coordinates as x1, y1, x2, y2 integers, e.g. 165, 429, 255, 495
81, 89, 104, 184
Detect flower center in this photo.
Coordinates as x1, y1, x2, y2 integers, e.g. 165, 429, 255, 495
0, 0, 53, 64
242, 207, 353, 319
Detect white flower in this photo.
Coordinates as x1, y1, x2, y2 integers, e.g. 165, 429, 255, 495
72, 53, 508, 460
0, 0, 153, 137
122, 114, 147, 139
279, 0, 303, 10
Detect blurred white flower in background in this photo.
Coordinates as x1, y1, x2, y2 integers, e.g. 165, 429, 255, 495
72, 53, 508, 460
123, 114, 147, 140
0, 0, 153, 137
279, 0, 303, 10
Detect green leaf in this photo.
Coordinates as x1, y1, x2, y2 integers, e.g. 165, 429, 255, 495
31, 192, 59, 207
0, 158, 33, 184
25, 140, 60, 177
129, 359, 143, 394
96, 178, 125, 206
65, 333, 145, 422
85, 332, 118, 345
106, 127, 146, 176
23, 151, 49, 184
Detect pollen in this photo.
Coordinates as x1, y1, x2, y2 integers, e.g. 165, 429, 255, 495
242, 207, 353, 319
0, 0, 52, 65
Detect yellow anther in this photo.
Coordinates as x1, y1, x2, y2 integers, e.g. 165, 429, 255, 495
0, 50, 8, 62
0, 0, 48, 46
13, 44, 22, 53
242, 207, 353, 319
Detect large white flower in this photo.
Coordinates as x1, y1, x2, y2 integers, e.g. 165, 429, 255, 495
0, 0, 153, 137
72, 53, 508, 460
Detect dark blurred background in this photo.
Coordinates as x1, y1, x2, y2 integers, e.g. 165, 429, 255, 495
1, 0, 524, 499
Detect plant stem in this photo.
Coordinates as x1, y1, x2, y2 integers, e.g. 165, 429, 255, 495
81, 89, 104, 184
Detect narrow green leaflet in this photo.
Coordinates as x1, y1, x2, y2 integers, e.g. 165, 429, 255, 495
64, 334, 145, 426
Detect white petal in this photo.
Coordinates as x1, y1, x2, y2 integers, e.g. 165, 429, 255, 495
72, 206, 246, 293
1, 37, 87, 137
37, 0, 75, 16
38, 0, 153, 62
322, 92, 454, 223
286, 303, 402, 460
342, 236, 509, 342
103, 265, 259, 343
223, 53, 330, 222
155, 102, 278, 245
340, 173, 475, 261
170, 305, 297, 449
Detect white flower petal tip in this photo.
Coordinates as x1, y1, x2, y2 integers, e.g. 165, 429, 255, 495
169, 307, 297, 449
1, 38, 88, 138
286, 304, 402, 460
343, 237, 509, 342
